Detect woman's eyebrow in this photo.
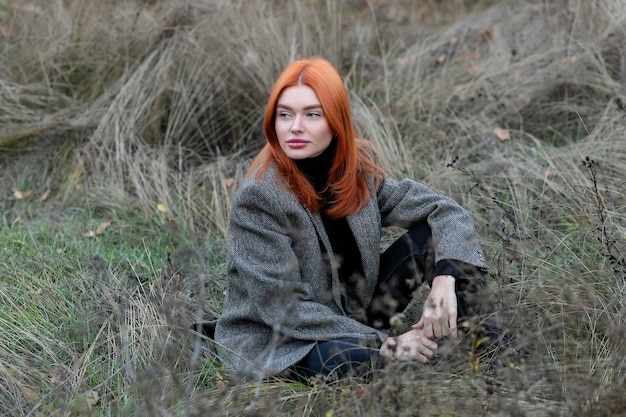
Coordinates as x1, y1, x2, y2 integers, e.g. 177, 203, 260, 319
276, 103, 323, 111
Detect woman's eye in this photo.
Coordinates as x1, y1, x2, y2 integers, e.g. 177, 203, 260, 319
308, 112, 321, 118
278, 112, 291, 118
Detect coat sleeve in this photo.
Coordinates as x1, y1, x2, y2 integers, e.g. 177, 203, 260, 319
221, 180, 386, 343
377, 175, 489, 272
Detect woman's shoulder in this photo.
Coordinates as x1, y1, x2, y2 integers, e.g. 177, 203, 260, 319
234, 163, 290, 203
239, 161, 280, 188
231, 165, 303, 225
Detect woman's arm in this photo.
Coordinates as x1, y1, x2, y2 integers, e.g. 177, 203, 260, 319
377, 175, 488, 272
377, 175, 487, 340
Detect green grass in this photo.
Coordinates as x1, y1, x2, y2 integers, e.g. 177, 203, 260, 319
0, 201, 228, 416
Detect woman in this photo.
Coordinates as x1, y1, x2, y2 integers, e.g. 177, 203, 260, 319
213, 56, 494, 382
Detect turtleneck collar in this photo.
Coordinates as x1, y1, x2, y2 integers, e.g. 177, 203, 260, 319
293, 139, 337, 193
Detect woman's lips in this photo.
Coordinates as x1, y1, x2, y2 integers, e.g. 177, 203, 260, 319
287, 139, 309, 149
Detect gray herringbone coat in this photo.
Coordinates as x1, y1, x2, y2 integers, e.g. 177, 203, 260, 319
214, 162, 488, 380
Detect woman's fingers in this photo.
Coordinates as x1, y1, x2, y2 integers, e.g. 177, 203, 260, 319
392, 342, 428, 362
379, 336, 398, 359
423, 323, 434, 339
423, 337, 438, 354
419, 339, 437, 361
449, 316, 458, 338
396, 342, 435, 363
416, 316, 457, 339
396, 348, 428, 363
382, 330, 438, 362
412, 319, 425, 330
435, 321, 446, 338
423, 320, 446, 339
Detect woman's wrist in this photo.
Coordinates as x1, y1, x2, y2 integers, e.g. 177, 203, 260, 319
432, 274, 455, 285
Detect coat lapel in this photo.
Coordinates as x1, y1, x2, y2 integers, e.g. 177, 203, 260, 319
346, 197, 380, 300
304, 209, 346, 313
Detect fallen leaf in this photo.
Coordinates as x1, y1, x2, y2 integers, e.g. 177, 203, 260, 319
223, 178, 235, 188
13, 189, 33, 199
450, 36, 459, 45
215, 371, 226, 390
466, 62, 484, 76
2, 24, 13, 38
515, 93, 531, 108
156, 203, 168, 213
480, 26, 493, 41
95, 222, 111, 235
385, 5, 408, 23
545, 168, 557, 179
84, 390, 99, 406
84, 230, 95, 238
494, 127, 510, 141
455, 52, 481, 62
437, 54, 447, 64
39, 190, 50, 202
562, 56, 577, 65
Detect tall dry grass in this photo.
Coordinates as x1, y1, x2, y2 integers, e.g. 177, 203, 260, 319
1, 0, 625, 416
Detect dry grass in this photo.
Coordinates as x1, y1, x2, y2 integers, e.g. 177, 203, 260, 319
1, 0, 625, 415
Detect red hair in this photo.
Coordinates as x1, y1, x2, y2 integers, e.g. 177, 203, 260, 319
248, 56, 384, 219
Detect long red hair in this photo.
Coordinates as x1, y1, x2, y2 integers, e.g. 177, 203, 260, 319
248, 56, 384, 219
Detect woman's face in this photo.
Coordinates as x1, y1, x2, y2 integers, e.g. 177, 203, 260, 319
275, 85, 334, 160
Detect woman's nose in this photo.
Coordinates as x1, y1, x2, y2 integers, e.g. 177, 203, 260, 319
291, 116, 304, 133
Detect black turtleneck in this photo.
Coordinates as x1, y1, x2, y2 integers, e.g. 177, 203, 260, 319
294, 141, 365, 308
293, 139, 336, 193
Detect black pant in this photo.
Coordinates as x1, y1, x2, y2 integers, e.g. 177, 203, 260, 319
292, 223, 491, 381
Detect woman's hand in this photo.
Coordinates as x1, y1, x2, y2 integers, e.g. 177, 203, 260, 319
380, 328, 438, 362
413, 275, 458, 339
